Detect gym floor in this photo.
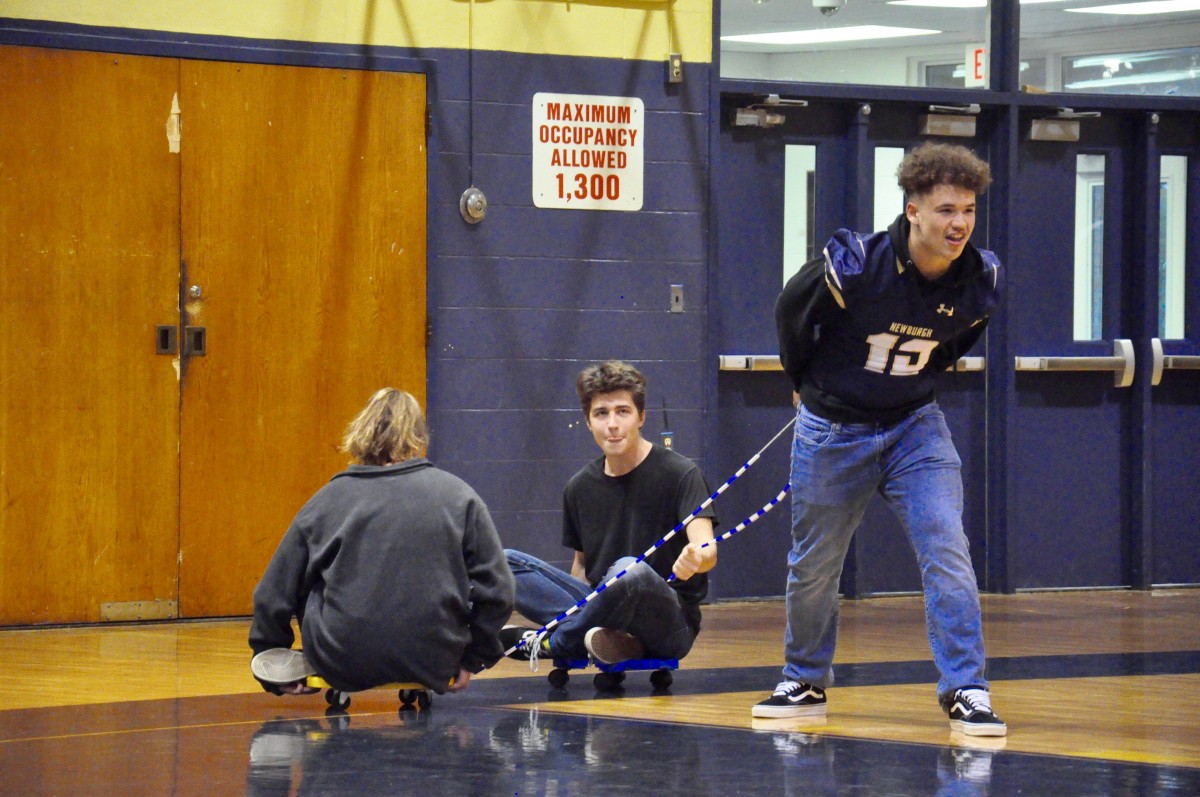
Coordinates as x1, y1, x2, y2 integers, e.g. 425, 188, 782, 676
1, 590, 1198, 796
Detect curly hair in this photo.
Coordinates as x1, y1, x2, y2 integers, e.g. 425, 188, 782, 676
897, 143, 991, 198
575, 361, 647, 416
340, 387, 429, 466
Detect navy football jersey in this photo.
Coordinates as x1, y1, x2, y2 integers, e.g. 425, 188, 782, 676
775, 215, 1002, 423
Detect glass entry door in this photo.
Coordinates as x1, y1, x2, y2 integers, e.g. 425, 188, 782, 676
1007, 110, 1200, 588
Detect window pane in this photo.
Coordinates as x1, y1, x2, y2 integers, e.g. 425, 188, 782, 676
874, 147, 907, 231
1074, 154, 1105, 341
721, 0, 989, 88
1160, 155, 1187, 339
1021, 4, 1200, 97
783, 145, 818, 285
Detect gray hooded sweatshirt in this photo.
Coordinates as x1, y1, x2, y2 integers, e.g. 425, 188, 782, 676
249, 458, 514, 693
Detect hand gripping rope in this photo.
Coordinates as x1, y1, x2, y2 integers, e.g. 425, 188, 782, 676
664, 483, 792, 583
506, 416, 797, 663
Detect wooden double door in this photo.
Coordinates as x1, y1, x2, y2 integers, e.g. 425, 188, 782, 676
0, 46, 427, 624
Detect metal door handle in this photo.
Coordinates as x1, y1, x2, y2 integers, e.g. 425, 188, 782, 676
1152, 337, 1200, 385
183, 326, 206, 357
1014, 339, 1135, 387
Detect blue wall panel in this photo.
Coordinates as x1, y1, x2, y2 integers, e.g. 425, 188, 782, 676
432, 307, 705, 359
446, 459, 578, 515
435, 153, 705, 211
710, 117, 796, 600
1151, 378, 1200, 584
425, 49, 714, 562
430, 207, 707, 260
433, 257, 708, 310
434, 408, 708, 465
432, 357, 704, 411
469, 52, 710, 115
708, 372, 795, 600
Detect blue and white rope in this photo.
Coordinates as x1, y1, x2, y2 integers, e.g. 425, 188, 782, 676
505, 416, 796, 658
665, 483, 791, 582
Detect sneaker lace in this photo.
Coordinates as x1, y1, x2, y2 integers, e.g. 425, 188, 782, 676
959, 688, 993, 714
523, 629, 547, 673
773, 680, 803, 697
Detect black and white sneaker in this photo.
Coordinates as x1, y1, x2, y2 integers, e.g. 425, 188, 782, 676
752, 681, 827, 718
499, 625, 550, 663
943, 688, 1007, 737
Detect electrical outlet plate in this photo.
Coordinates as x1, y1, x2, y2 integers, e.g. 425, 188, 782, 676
667, 53, 683, 84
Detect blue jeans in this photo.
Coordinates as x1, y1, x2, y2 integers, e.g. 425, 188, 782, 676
783, 402, 988, 703
503, 549, 696, 660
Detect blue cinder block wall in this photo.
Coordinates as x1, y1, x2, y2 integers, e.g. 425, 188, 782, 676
425, 50, 713, 574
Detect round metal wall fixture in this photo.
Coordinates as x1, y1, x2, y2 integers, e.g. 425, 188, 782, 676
459, 186, 488, 224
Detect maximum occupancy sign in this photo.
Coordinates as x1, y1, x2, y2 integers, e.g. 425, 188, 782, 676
532, 92, 644, 212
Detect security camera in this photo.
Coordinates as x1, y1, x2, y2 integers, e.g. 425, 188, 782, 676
813, 0, 846, 16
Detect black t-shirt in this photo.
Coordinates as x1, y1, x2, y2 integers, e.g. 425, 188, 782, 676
562, 444, 718, 629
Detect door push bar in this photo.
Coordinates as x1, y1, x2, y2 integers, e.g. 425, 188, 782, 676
717, 355, 985, 372
1151, 338, 1200, 386
1014, 339, 1134, 388
719, 355, 784, 371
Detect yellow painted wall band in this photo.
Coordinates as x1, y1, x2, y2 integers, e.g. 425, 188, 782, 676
0, 0, 713, 64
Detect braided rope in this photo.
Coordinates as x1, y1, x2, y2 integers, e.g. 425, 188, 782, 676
665, 483, 791, 582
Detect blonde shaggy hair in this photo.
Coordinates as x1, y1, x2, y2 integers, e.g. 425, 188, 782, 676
340, 388, 428, 466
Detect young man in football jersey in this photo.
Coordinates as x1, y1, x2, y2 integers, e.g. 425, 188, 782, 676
498, 361, 718, 667
756, 143, 1006, 736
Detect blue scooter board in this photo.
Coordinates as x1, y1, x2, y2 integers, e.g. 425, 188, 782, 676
547, 657, 677, 691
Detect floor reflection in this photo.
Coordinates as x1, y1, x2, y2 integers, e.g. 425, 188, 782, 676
242, 704, 1200, 797
247, 710, 507, 797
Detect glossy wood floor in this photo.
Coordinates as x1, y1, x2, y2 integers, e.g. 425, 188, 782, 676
1, 590, 1198, 795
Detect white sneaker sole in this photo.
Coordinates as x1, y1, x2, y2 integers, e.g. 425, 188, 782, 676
751, 702, 828, 719
950, 718, 1008, 737
583, 627, 644, 664
251, 648, 316, 684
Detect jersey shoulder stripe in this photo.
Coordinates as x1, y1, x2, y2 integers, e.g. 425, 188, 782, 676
978, 248, 1001, 290
822, 246, 847, 309
823, 228, 890, 308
